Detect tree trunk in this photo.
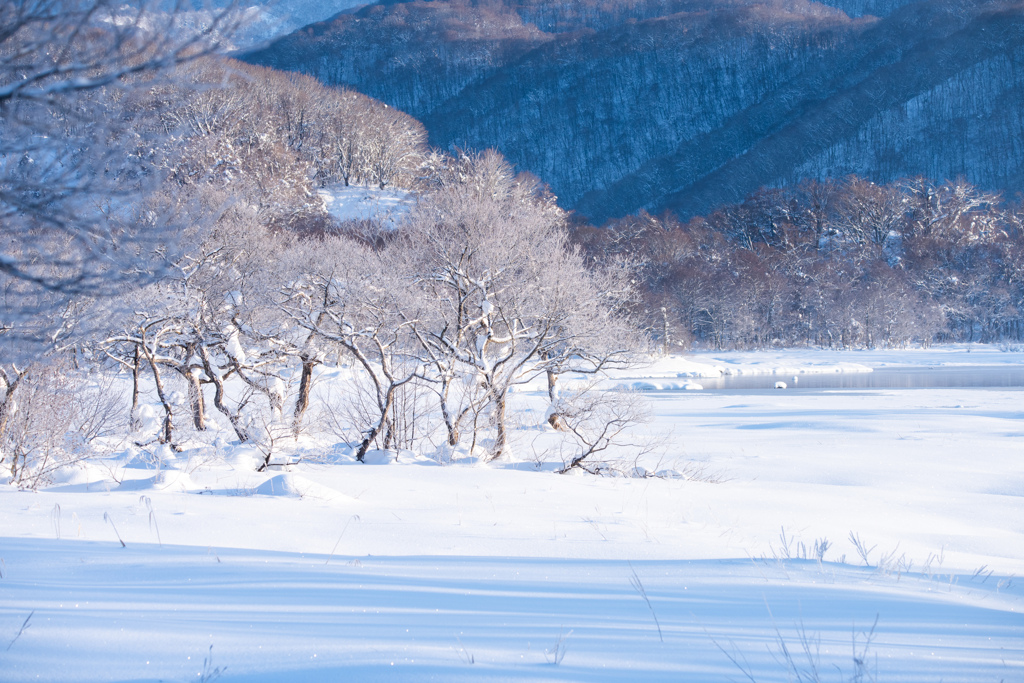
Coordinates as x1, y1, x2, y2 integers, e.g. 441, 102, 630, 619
178, 364, 206, 431
130, 345, 141, 431
661, 306, 669, 356
197, 345, 249, 443
439, 378, 460, 446
383, 416, 394, 450
0, 368, 27, 443
140, 343, 173, 445
189, 369, 206, 430
546, 369, 566, 431
488, 389, 509, 461
292, 356, 316, 437
355, 386, 396, 462
547, 369, 559, 403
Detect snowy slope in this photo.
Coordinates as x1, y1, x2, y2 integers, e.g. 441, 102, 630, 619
1, 348, 1022, 681
2, 540, 1019, 682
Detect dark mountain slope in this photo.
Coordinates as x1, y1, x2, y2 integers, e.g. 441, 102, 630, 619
581, 0, 1024, 219
243, 2, 551, 119
428, 4, 862, 210
245, 0, 1024, 221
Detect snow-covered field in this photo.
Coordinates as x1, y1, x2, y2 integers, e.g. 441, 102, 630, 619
2, 348, 1023, 681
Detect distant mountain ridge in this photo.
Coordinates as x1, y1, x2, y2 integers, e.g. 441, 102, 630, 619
245, 0, 1024, 222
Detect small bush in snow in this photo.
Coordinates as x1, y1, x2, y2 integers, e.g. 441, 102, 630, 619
1, 362, 126, 489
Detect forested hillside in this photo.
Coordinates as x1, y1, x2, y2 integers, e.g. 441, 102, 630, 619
244, 0, 1024, 222
574, 176, 1024, 349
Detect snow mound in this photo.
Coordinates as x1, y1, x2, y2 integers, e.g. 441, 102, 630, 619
117, 470, 196, 493
360, 449, 398, 465
352, 448, 441, 466
225, 446, 261, 471
45, 463, 110, 487
154, 470, 196, 491
255, 473, 349, 502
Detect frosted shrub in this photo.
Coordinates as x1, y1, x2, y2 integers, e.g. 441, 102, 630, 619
316, 367, 441, 458
555, 385, 652, 474
0, 363, 126, 489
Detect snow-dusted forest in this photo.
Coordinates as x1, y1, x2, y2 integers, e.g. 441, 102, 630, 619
245, 0, 1024, 221
575, 175, 1024, 349
1, 1, 1022, 681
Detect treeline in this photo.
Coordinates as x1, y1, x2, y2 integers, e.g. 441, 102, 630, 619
0, 51, 426, 338
2, 1, 634, 489
1, 7, 641, 488
574, 176, 1024, 349
9, 45, 626, 485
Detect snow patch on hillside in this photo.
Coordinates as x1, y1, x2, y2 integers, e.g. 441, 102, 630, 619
319, 184, 416, 228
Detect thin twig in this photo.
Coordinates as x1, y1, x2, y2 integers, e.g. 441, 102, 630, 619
706, 628, 758, 683
325, 515, 361, 565
6, 611, 33, 651
628, 562, 663, 642
103, 512, 126, 547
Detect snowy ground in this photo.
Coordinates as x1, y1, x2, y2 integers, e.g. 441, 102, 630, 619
1, 348, 1023, 681
318, 184, 416, 228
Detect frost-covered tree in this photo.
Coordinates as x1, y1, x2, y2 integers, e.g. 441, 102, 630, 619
100, 190, 297, 449
403, 151, 642, 460
282, 235, 424, 462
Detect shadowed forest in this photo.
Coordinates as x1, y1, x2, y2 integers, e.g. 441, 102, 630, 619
245, 0, 1024, 221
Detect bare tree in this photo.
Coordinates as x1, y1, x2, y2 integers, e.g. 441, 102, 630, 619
833, 176, 906, 253
282, 236, 424, 461
0, 0, 240, 353
364, 107, 427, 190
1, 359, 126, 488
404, 151, 642, 460
554, 384, 651, 474
99, 193, 298, 449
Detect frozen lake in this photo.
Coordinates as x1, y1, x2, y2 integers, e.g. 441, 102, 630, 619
661, 365, 1024, 391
